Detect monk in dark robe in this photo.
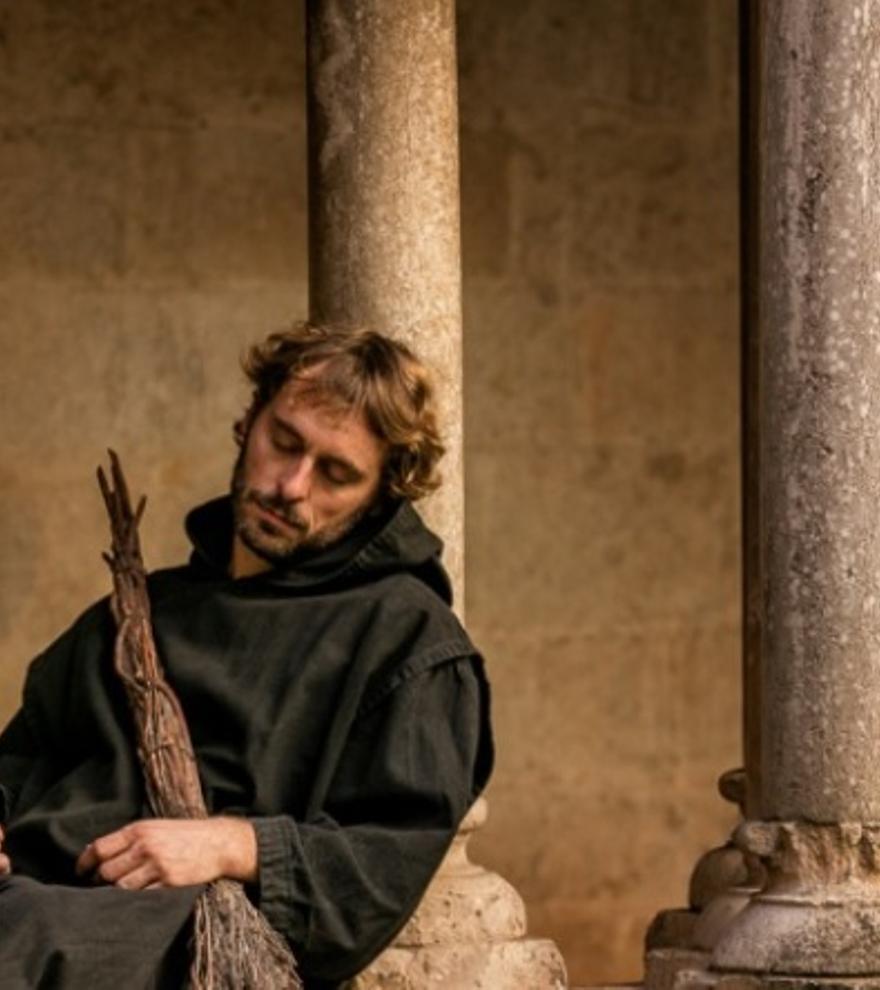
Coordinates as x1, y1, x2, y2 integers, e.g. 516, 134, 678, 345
0, 323, 493, 990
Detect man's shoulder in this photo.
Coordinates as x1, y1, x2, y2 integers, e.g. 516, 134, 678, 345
33, 595, 114, 665
21, 594, 117, 719
345, 571, 481, 708
357, 568, 471, 646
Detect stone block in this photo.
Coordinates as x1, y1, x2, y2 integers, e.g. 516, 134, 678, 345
569, 125, 738, 288
458, 0, 715, 140
477, 623, 741, 829
0, 461, 112, 727
573, 118, 691, 186
676, 968, 721, 990
458, 0, 594, 138
624, 1, 712, 115
189, 124, 306, 280
508, 140, 568, 306
645, 949, 710, 990
713, 980, 880, 990
0, 288, 207, 458
708, 0, 740, 117
469, 621, 739, 980
0, 0, 304, 128
460, 127, 514, 278
466, 285, 741, 490
469, 619, 740, 980
123, 123, 307, 283
122, 129, 197, 283
463, 281, 580, 444
0, 283, 306, 459
0, 287, 127, 454
351, 938, 567, 990
0, 126, 125, 280
465, 439, 740, 630
646, 909, 699, 950
571, 290, 740, 447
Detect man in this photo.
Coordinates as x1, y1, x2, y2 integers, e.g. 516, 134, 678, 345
0, 323, 493, 989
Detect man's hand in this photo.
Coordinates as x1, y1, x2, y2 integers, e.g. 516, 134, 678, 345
0, 825, 10, 875
75, 817, 258, 890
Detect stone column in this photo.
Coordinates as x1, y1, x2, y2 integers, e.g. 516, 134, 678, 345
712, 0, 880, 978
306, 0, 463, 596
306, 2, 567, 987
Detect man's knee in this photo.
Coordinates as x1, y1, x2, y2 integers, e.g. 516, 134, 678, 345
0, 875, 58, 936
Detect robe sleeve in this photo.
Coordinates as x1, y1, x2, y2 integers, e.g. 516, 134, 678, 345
248, 653, 493, 985
0, 709, 42, 825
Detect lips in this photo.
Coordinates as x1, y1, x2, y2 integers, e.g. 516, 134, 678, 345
249, 496, 306, 533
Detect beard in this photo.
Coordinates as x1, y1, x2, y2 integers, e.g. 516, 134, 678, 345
230, 449, 370, 567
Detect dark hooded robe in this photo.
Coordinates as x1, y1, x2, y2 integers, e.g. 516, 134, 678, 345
0, 497, 493, 989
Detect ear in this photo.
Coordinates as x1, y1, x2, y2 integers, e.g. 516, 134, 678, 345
233, 404, 259, 447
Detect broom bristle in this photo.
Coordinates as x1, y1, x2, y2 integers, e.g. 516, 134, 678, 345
190, 880, 303, 990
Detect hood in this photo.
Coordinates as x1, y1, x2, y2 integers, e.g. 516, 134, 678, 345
184, 496, 453, 604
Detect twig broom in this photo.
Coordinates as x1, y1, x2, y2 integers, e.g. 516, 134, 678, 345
98, 451, 302, 989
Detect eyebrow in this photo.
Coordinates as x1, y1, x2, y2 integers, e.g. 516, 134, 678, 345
270, 415, 367, 481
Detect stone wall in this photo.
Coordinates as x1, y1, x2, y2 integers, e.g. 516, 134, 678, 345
459, 0, 741, 982
0, 0, 309, 708
0, 1, 741, 984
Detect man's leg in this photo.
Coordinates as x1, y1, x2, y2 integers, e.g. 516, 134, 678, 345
0, 875, 201, 989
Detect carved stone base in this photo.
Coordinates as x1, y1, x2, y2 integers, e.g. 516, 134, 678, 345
699, 976, 880, 990
691, 885, 757, 952
350, 799, 568, 990
350, 938, 567, 989
645, 947, 710, 990
650, 969, 880, 990
713, 822, 880, 975
644, 908, 707, 990
645, 769, 757, 990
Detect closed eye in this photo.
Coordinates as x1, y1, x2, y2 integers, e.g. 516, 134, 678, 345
320, 458, 362, 486
269, 418, 304, 454
271, 432, 301, 454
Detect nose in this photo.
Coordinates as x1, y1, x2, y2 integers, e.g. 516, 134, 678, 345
278, 455, 313, 501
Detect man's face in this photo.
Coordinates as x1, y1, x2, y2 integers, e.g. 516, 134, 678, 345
231, 376, 386, 569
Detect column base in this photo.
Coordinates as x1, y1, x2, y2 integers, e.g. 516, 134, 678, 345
712, 821, 880, 976
646, 947, 710, 990
693, 975, 880, 990
643, 770, 755, 990
351, 799, 568, 989
713, 896, 880, 974
349, 938, 568, 989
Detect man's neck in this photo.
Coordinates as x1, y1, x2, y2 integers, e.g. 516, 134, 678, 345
230, 535, 273, 579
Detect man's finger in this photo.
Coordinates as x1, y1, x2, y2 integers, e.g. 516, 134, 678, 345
114, 862, 159, 891
76, 843, 100, 876
0, 853, 11, 875
95, 846, 146, 885
75, 827, 132, 876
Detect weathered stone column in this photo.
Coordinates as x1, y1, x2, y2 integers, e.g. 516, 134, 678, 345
712, 0, 880, 978
306, 0, 463, 594
306, 2, 567, 987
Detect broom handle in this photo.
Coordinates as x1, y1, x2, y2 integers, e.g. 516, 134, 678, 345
98, 450, 206, 820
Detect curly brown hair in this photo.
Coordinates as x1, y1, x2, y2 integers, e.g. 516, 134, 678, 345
236, 322, 445, 501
